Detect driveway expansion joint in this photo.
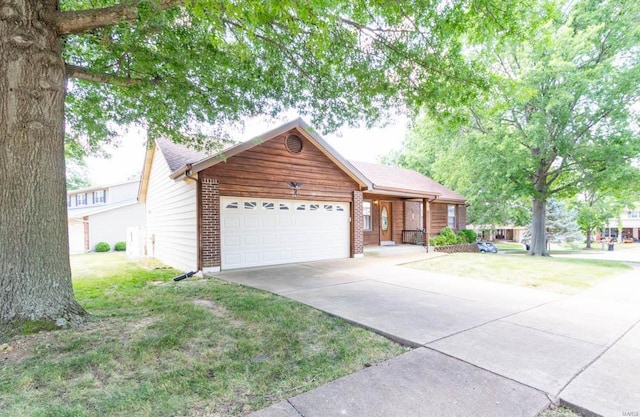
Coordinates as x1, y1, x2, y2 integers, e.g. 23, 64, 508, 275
423, 297, 564, 345
278, 278, 374, 295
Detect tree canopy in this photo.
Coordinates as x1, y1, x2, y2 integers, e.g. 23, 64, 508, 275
390, 0, 640, 255
61, 0, 544, 151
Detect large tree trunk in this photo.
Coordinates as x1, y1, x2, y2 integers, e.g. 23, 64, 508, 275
0, 1, 86, 326
530, 197, 549, 256
585, 227, 592, 249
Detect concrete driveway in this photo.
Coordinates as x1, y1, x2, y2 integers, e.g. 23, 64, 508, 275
215, 249, 640, 417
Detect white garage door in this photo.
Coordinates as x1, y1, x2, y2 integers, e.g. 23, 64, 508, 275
68, 220, 86, 254
221, 197, 350, 269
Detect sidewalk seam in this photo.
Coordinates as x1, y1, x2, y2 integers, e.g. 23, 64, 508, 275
556, 318, 640, 397
286, 399, 305, 417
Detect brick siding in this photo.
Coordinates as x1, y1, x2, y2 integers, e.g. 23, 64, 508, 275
200, 177, 221, 268
353, 191, 363, 256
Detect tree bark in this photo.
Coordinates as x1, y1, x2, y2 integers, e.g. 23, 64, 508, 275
0, 0, 86, 326
585, 227, 592, 249
530, 196, 549, 256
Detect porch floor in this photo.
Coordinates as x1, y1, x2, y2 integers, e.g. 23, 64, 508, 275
363, 244, 429, 257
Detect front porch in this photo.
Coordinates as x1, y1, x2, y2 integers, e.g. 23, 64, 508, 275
363, 244, 429, 257
362, 195, 466, 247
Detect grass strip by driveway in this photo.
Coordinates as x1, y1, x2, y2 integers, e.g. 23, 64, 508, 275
407, 253, 631, 294
1, 253, 407, 417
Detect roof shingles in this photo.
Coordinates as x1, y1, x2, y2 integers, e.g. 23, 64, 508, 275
349, 160, 465, 202
153, 123, 465, 203
155, 138, 209, 172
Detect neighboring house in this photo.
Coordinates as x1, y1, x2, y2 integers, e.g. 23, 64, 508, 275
138, 119, 467, 272
67, 180, 146, 253
601, 204, 640, 241
468, 225, 527, 242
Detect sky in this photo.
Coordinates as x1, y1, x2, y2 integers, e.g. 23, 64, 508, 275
85, 116, 408, 185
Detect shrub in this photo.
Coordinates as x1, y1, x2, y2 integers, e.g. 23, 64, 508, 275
114, 241, 126, 251
95, 242, 111, 252
457, 229, 477, 244
431, 227, 466, 246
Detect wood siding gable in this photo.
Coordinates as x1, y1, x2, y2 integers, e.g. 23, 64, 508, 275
201, 131, 360, 202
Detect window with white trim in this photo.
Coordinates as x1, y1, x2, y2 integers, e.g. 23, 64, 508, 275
447, 205, 456, 229
363, 201, 372, 231
76, 193, 87, 206
93, 190, 106, 204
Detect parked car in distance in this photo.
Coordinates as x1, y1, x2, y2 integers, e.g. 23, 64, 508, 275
477, 241, 498, 253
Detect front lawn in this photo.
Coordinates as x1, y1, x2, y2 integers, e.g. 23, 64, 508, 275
0, 253, 406, 416
408, 253, 631, 294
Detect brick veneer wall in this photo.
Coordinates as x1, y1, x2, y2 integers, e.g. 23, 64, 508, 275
353, 191, 363, 256
201, 177, 221, 269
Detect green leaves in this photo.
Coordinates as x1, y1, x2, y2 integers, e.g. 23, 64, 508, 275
392, 0, 640, 233
59, 0, 538, 149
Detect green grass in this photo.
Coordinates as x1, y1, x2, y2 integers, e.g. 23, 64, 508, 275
1, 253, 407, 417
408, 253, 631, 294
538, 406, 582, 417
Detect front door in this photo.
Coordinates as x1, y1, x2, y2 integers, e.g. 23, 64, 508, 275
380, 201, 392, 241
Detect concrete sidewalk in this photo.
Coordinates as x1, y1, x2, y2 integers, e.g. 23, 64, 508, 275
215, 250, 640, 417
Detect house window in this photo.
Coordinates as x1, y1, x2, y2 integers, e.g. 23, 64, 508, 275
244, 201, 257, 210
296, 204, 306, 211
336, 205, 345, 212
628, 211, 639, 219
76, 193, 87, 206
279, 203, 290, 210
93, 190, 106, 204
67, 196, 72, 207
448, 205, 456, 229
310, 204, 320, 211
262, 202, 275, 210
324, 204, 333, 211
363, 201, 372, 231
225, 201, 239, 209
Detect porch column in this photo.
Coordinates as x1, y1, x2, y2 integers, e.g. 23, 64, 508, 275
352, 191, 364, 258
423, 198, 430, 251
201, 177, 221, 272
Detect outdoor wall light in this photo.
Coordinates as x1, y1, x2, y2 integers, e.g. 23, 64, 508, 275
287, 181, 303, 197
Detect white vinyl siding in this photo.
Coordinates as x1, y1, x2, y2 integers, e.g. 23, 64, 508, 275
145, 148, 198, 271
89, 204, 146, 251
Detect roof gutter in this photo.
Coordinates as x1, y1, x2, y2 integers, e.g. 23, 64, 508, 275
369, 184, 440, 199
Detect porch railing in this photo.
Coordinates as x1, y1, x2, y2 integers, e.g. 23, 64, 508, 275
402, 229, 427, 246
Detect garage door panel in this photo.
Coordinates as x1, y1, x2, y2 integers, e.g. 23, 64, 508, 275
221, 197, 350, 269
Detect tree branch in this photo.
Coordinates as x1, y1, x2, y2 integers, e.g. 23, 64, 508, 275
66, 64, 161, 87
53, 0, 184, 35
